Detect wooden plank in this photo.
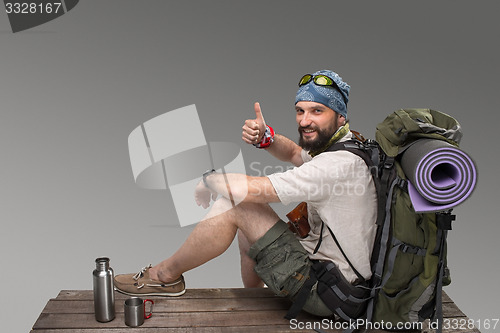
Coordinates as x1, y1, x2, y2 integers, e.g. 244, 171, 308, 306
39, 294, 464, 319
442, 292, 452, 303
32, 289, 480, 333
30, 322, 482, 333
32, 316, 480, 333
56, 288, 278, 300
30, 326, 310, 333
33, 310, 319, 329
442, 301, 466, 318
32, 310, 479, 332
41, 297, 292, 314
57, 288, 456, 302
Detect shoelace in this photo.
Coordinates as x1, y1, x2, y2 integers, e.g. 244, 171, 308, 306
132, 264, 181, 289
133, 264, 152, 281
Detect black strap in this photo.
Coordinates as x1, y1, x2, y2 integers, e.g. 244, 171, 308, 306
325, 140, 375, 170
326, 225, 365, 282
436, 211, 455, 230
284, 274, 318, 320
432, 211, 454, 333
313, 221, 325, 254
325, 140, 390, 241
308, 220, 366, 287
369, 158, 396, 286
432, 228, 448, 333
322, 140, 378, 283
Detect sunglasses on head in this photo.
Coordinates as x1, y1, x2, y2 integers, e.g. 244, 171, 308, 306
298, 74, 347, 103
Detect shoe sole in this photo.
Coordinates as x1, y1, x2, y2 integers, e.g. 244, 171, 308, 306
114, 286, 186, 297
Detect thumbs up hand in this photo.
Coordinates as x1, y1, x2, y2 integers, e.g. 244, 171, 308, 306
242, 102, 267, 145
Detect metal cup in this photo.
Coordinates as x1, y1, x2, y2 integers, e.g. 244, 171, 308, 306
124, 297, 154, 327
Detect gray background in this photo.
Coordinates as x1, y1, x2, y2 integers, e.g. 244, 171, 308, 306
1, 1, 499, 332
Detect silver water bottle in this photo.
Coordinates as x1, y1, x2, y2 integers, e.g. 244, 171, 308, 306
93, 257, 115, 322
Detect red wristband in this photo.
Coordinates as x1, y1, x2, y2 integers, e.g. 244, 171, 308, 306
253, 125, 274, 149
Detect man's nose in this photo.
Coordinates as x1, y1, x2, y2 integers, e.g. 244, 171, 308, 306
299, 112, 312, 127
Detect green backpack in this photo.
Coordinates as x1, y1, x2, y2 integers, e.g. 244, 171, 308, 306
286, 109, 473, 332
369, 109, 462, 327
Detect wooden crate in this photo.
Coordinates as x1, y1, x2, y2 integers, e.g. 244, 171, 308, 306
31, 288, 479, 332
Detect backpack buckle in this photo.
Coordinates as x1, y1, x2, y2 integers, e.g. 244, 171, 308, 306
436, 211, 455, 230
397, 178, 408, 191
383, 156, 395, 169
400, 243, 426, 256
311, 261, 329, 280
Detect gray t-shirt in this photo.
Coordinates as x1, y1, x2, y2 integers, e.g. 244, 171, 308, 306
267, 132, 377, 283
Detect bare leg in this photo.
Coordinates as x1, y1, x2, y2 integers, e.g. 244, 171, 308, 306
238, 230, 264, 288
149, 198, 280, 283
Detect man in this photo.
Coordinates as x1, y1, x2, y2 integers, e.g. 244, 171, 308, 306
114, 69, 377, 317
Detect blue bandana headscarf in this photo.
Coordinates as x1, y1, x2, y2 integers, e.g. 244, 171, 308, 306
295, 70, 350, 118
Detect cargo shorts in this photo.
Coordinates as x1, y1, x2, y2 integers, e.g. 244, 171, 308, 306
248, 220, 334, 317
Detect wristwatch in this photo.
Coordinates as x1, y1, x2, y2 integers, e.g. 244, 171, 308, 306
202, 169, 216, 188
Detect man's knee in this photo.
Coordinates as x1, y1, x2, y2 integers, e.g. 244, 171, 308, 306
236, 202, 280, 220
203, 198, 279, 234
208, 198, 276, 219
211, 197, 234, 212
202, 197, 235, 220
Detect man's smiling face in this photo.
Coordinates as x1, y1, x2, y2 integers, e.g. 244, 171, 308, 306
295, 101, 344, 151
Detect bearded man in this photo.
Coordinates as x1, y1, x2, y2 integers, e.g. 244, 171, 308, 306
114, 69, 377, 318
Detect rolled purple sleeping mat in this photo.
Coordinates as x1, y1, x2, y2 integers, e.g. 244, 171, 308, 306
400, 139, 477, 213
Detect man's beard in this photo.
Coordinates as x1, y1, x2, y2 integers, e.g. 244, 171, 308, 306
298, 123, 338, 151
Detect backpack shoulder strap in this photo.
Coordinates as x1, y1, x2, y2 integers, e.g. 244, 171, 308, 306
325, 139, 388, 228
325, 139, 376, 169
324, 139, 397, 285
319, 139, 381, 282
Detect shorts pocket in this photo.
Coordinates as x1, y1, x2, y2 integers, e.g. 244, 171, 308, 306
254, 243, 310, 297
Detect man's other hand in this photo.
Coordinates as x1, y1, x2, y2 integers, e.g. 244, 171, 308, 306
194, 181, 218, 209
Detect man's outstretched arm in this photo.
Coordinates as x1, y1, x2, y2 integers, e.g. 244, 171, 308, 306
264, 133, 304, 166
195, 172, 279, 208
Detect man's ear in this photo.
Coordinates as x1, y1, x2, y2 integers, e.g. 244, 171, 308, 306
338, 115, 346, 126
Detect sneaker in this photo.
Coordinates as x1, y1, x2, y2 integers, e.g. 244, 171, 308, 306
114, 264, 186, 297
